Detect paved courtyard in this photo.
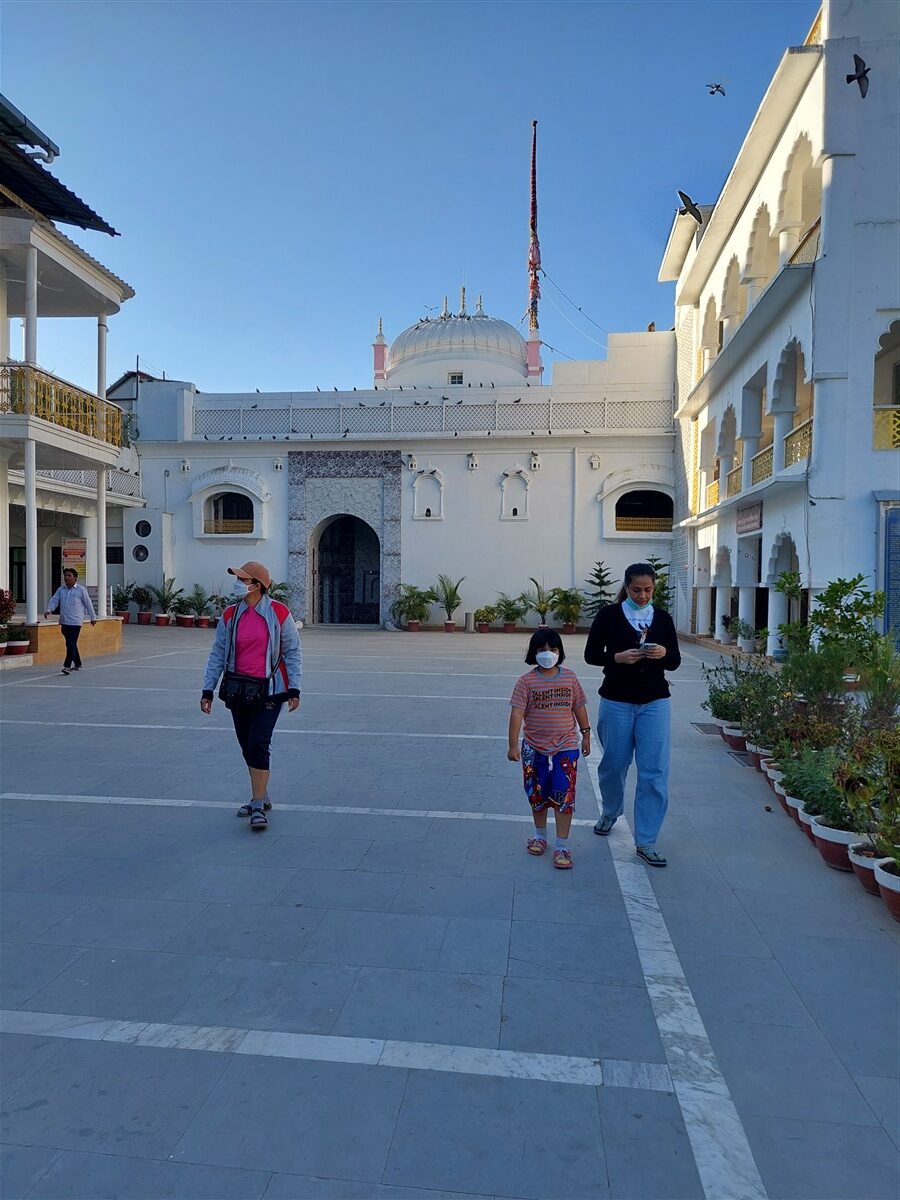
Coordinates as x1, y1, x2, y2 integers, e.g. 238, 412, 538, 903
0, 626, 897, 1200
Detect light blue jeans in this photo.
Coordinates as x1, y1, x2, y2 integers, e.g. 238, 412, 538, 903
597, 698, 671, 848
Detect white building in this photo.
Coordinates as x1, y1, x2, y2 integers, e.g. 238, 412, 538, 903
0, 96, 141, 623
661, 1, 900, 650
118, 294, 676, 626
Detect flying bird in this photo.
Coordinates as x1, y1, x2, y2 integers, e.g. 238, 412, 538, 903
706, 83, 725, 96
846, 54, 870, 97
677, 190, 703, 225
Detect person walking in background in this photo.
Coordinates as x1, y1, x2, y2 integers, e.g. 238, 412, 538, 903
508, 629, 592, 869
200, 561, 301, 830
584, 562, 681, 868
43, 568, 96, 675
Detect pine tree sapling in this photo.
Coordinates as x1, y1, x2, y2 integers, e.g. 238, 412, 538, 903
584, 561, 615, 617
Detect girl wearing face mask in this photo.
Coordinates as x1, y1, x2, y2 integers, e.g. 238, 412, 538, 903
583, 562, 681, 867
508, 630, 591, 869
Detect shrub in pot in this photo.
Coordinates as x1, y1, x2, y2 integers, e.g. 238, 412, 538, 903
6, 627, 30, 655
474, 605, 497, 633
432, 574, 465, 632
0, 626, 7, 657
839, 727, 900, 902
185, 584, 212, 629
739, 665, 789, 768
495, 592, 527, 633
520, 578, 555, 627
781, 748, 841, 845
0, 588, 16, 626
112, 581, 134, 623
858, 636, 900, 732
390, 583, 435, 632
147, 578, 183, 628
133, 586, 153, 625
550, 587, 585, 635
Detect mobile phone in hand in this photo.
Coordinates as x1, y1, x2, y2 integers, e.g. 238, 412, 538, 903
642, 642, 660, 653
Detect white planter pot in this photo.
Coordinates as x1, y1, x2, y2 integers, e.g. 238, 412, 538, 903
797, 805, 818, 842
874, 859, 900, 894
810, 816, 860, 847
773, 780, 786, 797
745, 741, 759, 755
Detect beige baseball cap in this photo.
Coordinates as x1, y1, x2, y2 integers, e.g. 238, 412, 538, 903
227, 561, 272, 589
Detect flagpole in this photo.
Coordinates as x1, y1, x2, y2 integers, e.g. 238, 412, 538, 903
526, 121, 543, 378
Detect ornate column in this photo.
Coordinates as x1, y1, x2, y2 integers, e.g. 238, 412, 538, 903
777, 222, 804, 266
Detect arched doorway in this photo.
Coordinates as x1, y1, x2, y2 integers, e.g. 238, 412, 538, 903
311, 515, 381, 625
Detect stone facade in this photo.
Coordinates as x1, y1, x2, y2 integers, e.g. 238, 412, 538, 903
287, 450, 402, 625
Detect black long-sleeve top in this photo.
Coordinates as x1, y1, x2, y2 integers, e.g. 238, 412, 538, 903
583, 603, 681, 703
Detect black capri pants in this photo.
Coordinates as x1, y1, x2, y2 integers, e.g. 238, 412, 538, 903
230, 700, 283, 770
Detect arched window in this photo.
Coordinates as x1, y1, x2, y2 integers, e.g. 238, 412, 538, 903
500, 466, 531, 519
204, 492, 254, 534
874, 321, 900, 449
413, 466, 443, 519
614, 490, 673, 532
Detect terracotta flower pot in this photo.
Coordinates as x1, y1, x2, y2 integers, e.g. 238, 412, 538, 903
503, 622, 517, 633
137, 612, 152, 625
476, 623, 489, 633
176, 615, 194, 628
407, 621, 420, 633
755, 748, 774, 772
196, 617, 210, 629
745, 743, 761, 770
562, 623, 576, 635
848, 842, 882, 896
784, 792, 804, 828
874, 859, 900, 922
7, 639, 30, 656
444, 622, 456, 633
797, 805, 818, 844
810, 816, 857, 872
773, 780, 790, 816
722, 726, 747, 752
0, 644, 7, 657
116, 610, 130, 624
155, 614, 170, 627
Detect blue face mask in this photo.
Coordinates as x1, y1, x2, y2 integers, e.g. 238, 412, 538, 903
231, 580, 250, 599
624, 595, 652, 612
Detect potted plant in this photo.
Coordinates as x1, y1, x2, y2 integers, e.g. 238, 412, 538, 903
133, 586, 153, 625
0, 587, 15, 628
583, 560, 615, 618
701, 656, 749, 747
183, 584, 213, 628
754, 626, 769, 655
520, 578, 555, 626
390, 583, 435, 632
731, 617, 755, 654
147, 578, 183, 627
550, 587, 585, 635
839, 728, 900, 900
112, 581, 135, 623
0, 626, 7, 657
432, 574, 465, 632
496, 592, 527, 633
173, 597, 194, 628
738, 664, 786, 768
268, 580, 291, 604
779, 749, 833, 844
6, 626, 30, 655
474, 605, 497, 633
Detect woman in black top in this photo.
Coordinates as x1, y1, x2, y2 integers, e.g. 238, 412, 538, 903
583, 562, 681, 866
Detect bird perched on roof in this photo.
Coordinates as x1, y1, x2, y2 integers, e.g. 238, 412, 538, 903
413, 399, 422, 406
342, 428, 349, 438
379, 401, 386, 407
358, 402, 366, 407
333, 386, 338, 392
706, 83, 725, 96
250, 403, 258, 409
255, 388, 260, 393
677, 190, 703, 225
441, 395, 449, 402
647, 322, 656, 332
456, 399, 463, 405
513, 397, 522, 404
846, 54, 870, 98
316, 386, 321, 391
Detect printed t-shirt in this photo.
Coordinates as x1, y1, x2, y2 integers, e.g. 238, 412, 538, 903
509, 667, 587, 754
234, 606, 269, 677
622, 600, 654, 637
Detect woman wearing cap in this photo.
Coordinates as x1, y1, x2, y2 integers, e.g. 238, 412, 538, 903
200, 561, 301, 830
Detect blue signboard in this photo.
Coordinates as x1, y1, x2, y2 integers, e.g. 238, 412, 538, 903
885, 506, 900, 648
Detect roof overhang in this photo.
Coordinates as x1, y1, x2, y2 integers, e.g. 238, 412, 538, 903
0, 95, 60, 160
658, 208, 713, 284
673, 45, 822, 307
675, 261, 813, 421
0, 138, 117, 235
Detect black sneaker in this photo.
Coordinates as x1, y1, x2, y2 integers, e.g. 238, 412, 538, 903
593, 815, 616, 836
636, 846, 667, 868
237, 800, 272, 817
61, 667, 71, 676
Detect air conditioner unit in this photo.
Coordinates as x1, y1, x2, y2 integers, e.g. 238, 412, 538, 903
123, 508, 173, 586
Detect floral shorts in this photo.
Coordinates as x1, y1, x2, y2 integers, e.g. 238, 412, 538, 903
521, 741, 578, 814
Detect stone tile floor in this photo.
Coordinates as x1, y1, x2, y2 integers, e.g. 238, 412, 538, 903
0, 627, 897, 1199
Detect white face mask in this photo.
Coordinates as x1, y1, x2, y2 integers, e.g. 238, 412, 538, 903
231, 580, 250, 599
536, 650, 559, 669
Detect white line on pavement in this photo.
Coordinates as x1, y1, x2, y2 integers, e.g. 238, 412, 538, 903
584, 752, 768, 1200
0, 1008, 676, 1093
0, 720, 507, 740
14, 686, 516, 700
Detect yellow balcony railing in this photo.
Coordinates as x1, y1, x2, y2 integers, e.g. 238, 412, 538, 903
751, 445, 774, 486
204, 519, 255, 534
0, 362, 122, 447
805, 9, 822, 44
784, 417, 813, 466
705, 480, 720, 508
727, 465, 743, 497
874, 406, 900, 450
615, 516, 673, 533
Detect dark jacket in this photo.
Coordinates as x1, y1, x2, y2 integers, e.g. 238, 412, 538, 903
584, 603, 681, 703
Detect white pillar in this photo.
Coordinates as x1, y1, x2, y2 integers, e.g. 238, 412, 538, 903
778, 224, 803, 266
738, 586, 756, 649
742, 436, 760, 491
715, 586, 733, 643
24, 246, 37, 366
0, 260, 8, 364
0, 452, 9, 590
743, 277, 765, 311
24, 438, 38, 623
80, 515, 98, 587
773, 411, 794, 472
766, 587, 788, 657
721, 315, 735, 346
696, 586, 712, 637
97, 315, 108, 399
96, 467, 107, 618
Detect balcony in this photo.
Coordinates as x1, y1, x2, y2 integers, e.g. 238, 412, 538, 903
614, 516, 673, 533
727, 465, 743, 498
35, 467, 143, 499
204, 519, 255, 535
1, 362, 122, 448
751, 445, 774, 486
705, 480, 720, 509
874, 407, 900, 450
788, 219, 821, 266
784, 417, 813, 466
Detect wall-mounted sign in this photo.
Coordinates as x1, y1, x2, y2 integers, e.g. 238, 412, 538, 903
61, 537, 87, 581
736, 501, 763, 535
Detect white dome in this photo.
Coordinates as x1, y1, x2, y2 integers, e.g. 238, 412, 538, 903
389, 312, 527, 368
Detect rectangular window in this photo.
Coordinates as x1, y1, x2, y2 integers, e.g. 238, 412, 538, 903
448, 373, 463, 386
106, 545, 124, 564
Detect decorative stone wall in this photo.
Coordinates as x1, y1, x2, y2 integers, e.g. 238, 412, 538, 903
287, 450, 402, 625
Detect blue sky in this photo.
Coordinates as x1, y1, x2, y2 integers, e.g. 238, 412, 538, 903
3, 0, 819, 393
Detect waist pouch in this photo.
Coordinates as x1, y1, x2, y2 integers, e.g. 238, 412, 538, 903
219, 661, 280, 709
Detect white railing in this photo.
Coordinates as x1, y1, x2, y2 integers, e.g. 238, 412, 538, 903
34, 468, 143, 498
192, 397, 674, 441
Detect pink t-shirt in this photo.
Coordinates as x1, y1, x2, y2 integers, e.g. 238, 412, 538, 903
234, 606, 269, 677
509, 667, 588, 754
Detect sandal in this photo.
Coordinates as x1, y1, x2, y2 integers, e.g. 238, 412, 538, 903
237, 800, 272, 817
249, 807, 268, 830
636, 846, 667, 868
553, 849, 573, 869
526, 836, 547, 856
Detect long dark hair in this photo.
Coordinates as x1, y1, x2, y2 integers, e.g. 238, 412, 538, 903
614, 562, 657, 604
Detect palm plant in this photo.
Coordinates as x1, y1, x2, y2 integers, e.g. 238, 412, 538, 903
268, 580, 290, 604
132, 586, 153, 613
184, 584, 211, 617
432, 574, 465, 622
112, 581, 135, 611
550, 587, 585, 627
390, 583, 435, 627
520, 577, 555, 624
147, 577, 184, 615
495, 592, 527, 624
